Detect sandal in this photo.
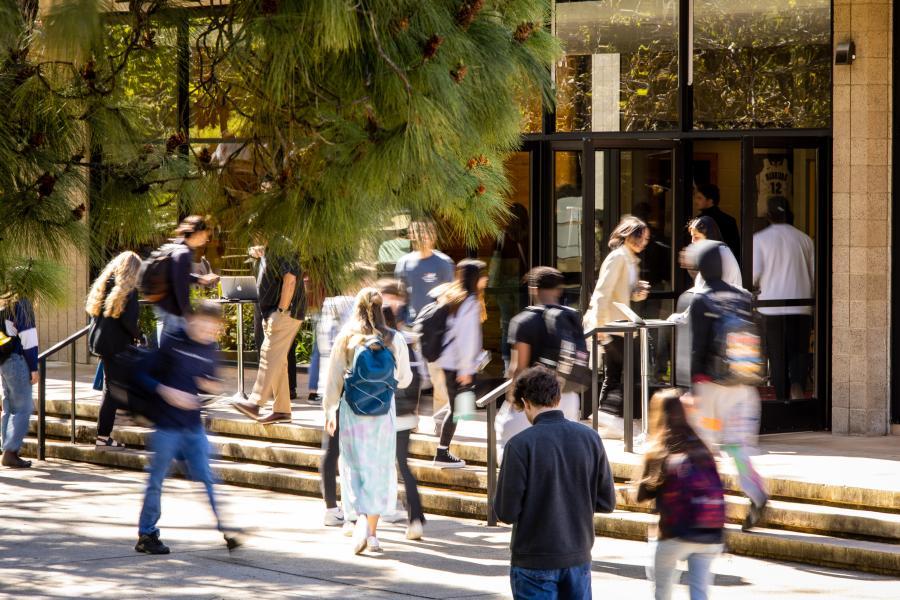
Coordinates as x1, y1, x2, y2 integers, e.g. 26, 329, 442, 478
95, 436, 126, 450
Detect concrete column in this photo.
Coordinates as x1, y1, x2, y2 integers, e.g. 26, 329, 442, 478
831, 0, 892, 435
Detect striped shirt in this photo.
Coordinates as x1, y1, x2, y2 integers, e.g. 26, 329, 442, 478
2, 298, 39, 372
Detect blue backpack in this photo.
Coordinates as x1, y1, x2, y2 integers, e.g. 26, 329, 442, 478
343, 335, 397, 416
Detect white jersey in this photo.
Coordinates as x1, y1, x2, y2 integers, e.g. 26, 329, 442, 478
756, 157, 792, 216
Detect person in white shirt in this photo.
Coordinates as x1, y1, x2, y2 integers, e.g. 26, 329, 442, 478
752, 197, 815, 400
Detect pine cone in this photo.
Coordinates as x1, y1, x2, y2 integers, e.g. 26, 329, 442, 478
466, 157, 477, 170
514, 23, 535, 43
392, 16, 410, 33
71, 203, 86, 221
198, 147, 212, 164
478, 154, 489, 166
260, 0, 278, 15
37, 173, 56, 197
81, 61, 96, 81
165, 132, 186, 153
475, 183, 486, 196
132, 183, 151, 194
423, 35, 444, 60
456, 0, 484, 30
451, 64, 468, 83
27, 132, 45, 149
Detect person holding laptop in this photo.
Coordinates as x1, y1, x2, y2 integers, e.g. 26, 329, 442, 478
232, 242, 306, 424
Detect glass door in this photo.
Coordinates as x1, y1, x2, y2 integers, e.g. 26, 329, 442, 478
745, 139, 829, 432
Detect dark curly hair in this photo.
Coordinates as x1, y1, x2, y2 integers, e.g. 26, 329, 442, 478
513, 366, 560, 410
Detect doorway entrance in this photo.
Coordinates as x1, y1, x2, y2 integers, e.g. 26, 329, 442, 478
534, 136, 830, 433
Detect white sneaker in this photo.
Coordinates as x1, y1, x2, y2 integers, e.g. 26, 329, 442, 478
366, 535, 382, 553
353, 519, 369, 555
597, 412, 625, 439
381, 510, 406, 524
342, 521, 355, 537
406, 519, 423, 541
324, 507, 344, 527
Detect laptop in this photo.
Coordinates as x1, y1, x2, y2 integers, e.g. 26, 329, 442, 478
219, 276, 258, 301
613, 302, 645, 325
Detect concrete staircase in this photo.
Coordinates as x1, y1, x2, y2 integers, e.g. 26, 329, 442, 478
22, 397, 900, 576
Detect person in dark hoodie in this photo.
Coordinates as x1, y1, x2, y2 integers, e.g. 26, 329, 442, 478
686, 239, 768, 531
133, 301, 240, 555
494, 366, 616, 600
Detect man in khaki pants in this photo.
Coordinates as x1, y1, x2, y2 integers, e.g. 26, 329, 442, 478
233, 246, 305, 425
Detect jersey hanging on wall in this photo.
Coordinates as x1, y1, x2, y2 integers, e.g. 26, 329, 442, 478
755, 155, 792, 217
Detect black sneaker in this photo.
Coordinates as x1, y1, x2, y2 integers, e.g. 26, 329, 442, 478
135, 532, 170, 555
223, 530, 243, 552
433, 448, 466, 469
307, 393, 322, 406
742, 498, 768, 531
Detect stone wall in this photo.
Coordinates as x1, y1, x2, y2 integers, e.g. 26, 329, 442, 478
831, 0, 892, 434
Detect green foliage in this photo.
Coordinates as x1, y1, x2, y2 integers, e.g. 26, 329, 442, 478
1, 1, 557, 306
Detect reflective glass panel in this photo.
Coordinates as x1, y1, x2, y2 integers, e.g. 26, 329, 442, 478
554, 0, 678, 132
693, 0, 832, 129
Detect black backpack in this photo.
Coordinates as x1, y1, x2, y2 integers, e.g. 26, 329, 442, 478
412, 301, 450, 363
699, 289, 764, 386
528, 305, 592, 393
140, 243, 178, 303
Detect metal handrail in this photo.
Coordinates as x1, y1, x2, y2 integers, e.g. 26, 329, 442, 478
37, 325, 90, 460
475, 380, 512, 527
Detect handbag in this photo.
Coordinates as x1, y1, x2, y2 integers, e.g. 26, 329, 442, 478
92, 361, 105, 391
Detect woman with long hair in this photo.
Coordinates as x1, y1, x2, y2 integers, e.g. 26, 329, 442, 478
0, 295, 39, 468
86, 251, 143, 449
322, 287, 412, 554
433, 259, 486, 468
636, 389, 725, 600
583, 215, 650, 433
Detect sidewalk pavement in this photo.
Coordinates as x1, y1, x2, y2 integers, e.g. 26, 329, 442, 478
1, 461, 897, 599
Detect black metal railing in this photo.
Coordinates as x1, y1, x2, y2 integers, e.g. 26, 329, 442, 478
36, 325, 91, 460
474, 321, 675, 526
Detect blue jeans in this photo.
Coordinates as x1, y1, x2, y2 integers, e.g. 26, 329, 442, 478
653, 539, 723, 600
138, 426, 222, 536
510, 563, 591, 600
1, 354, 34, 453
308, 337, 320, 392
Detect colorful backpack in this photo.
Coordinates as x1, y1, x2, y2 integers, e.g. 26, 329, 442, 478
701, 290, 764, 386
658, 451, 726, 537
343, 335, 397, 416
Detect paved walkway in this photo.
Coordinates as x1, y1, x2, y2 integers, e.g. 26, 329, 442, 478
1, 461, 898, 599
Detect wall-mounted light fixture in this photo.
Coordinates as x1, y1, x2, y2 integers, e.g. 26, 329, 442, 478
835, 41, 856, 65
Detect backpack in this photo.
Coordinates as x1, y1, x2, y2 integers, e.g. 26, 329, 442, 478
701, 290, 764, 386
140, 244, 178, 303
658, 451, 726, 536
528, 305, 592, 393
412, 301, 450, 363
343, 335, 397, 416
394, 341, 421, 417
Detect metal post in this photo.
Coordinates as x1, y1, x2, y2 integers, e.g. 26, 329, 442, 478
486, 396, 498, 527
640, 326, 651, 440
38, 359, 46, 460
623, 330, 634, 453
236, 302, 245, 397
591, 333, 599, 431
70, 349, 76, 444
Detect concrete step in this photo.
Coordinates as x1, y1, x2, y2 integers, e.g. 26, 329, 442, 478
45, 397, 900, 514
33, 417, 900, 544
19, 439, 900, 576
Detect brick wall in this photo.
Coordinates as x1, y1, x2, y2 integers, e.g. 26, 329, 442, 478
831, 0, 892, 434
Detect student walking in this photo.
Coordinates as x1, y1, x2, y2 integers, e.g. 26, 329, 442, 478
433, 259, 486, 468
87, 251, 143, 449
133, 301, 240, 554
146, 215, 219, 340
584, 216, 650, 431
497, 266, 584, 451
637, 389, 726, 600
687, 240, 768, 530
494, 366, 616, 600
322, 288, 412, 554
379, 279, 426, 540
0, 296, 39, 468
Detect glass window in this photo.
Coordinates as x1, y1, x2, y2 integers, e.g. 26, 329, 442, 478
692, 140, 743, 266
553, 151, 584, 307
554, 0, 678, 133
693, 1, 832, 130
